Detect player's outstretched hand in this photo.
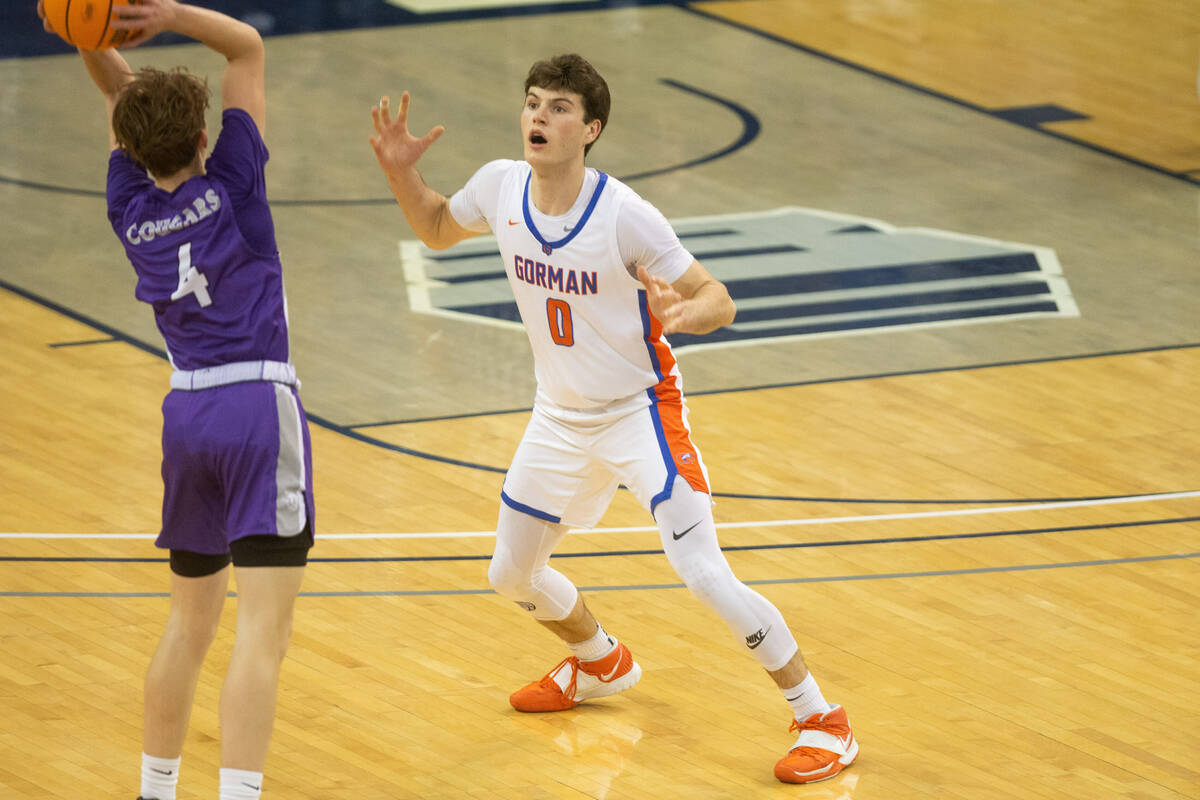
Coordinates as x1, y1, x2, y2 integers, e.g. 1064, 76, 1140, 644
370, 92, 445, 179
108, 0, 182, 49
638, 265, 688, 334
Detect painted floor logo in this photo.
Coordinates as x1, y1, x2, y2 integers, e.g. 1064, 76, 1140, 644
400, 207, 1077, 350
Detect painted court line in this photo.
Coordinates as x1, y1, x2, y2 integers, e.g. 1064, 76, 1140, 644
4, 490, 1195, 540
1, 552, 1194, 598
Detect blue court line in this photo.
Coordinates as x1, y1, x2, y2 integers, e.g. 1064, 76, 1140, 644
722, 254, 1040, 298
448, 298, 1062, 341
0, 78, 757, 202
444, 262, 1055, 330
669, 301, 1062, 348
0, 278, 169, 360
3, 277, 1199, 504
675, 3, 1198, 187
2, 552, 1195, 598
48, 337, 120, 348
731, 281, 1052, 322
3, 515, 1196, 565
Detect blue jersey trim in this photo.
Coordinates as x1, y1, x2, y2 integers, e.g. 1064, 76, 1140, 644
638, 290, 666, 382
639, 291, 676, 511
646, 392, 678, 513
501, 490, 562, 524
521, 171, 609, 252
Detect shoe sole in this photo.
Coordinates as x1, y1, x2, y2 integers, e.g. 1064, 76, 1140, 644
575, 661, 642, 702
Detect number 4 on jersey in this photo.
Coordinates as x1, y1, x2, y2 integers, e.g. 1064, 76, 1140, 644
170, 242, 212, 307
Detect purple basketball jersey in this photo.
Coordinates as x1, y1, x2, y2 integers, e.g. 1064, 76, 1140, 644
107, 109, 289, 370
106, 108, 314, 548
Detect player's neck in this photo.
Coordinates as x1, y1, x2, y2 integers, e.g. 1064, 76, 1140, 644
528, 161, 587, 217
154, 154, 206, 193
155, 167, 203, 193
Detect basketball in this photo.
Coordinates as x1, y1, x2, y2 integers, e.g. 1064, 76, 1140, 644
42, 0, 141, 50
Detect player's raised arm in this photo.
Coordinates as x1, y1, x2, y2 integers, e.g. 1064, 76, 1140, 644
78, 49, 136, 150
370, 92, 476, 250
37, 0, 133, 149
110, 0, 266, 134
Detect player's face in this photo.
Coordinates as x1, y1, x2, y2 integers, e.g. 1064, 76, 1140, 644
521, 86, 600, 166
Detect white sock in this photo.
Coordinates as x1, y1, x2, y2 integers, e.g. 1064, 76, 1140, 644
782, 673, 832, 721
140, 753, 180, 800
219, 768, 263, 800
567, 623, 617, 663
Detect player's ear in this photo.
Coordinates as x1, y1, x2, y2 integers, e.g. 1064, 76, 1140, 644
199, 129, 209, 152
585, 119, 601, 144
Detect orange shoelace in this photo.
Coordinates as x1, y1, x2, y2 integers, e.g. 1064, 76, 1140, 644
541, 656, 580, 700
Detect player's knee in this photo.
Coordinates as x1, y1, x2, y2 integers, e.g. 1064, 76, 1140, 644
487, 552, 535, 601
164, 608, 222, 660
673, 557, 734, 609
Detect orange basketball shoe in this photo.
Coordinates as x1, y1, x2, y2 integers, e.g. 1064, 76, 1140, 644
773, 705, 858, 784
509, 643, 642, 712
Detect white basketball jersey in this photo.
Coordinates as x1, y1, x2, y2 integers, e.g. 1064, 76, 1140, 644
450, 160, 694, 409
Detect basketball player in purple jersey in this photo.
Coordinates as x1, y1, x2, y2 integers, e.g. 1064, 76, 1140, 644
370, 54, 857, 784
41, 1, 314, 798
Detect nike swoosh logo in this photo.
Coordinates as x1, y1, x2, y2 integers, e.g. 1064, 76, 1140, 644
838, 733, 853, 750
243, 784, 261, 791
599, 656, 623, 681
150, 768, 175, 776
672, 521, 702, 540
507, 219, 521, 226
785, 693, 803, 702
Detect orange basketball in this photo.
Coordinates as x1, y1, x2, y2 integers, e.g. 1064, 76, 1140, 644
42, 0, 142, 51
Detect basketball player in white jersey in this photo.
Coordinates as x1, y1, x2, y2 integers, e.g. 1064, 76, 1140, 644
369, 54, 856, 783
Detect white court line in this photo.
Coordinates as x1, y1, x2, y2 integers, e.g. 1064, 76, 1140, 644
3, 491, 1196, 540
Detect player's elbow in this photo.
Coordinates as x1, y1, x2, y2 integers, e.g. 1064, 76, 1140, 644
423, 235, 458, 251
708, 285, 736, 330
720, 294, 736, 328
235, 21, 266, 58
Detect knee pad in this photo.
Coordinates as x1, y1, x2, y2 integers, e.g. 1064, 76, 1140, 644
487, 549, 532, 602
489, 510, 579, 620
488, 557, 578, 621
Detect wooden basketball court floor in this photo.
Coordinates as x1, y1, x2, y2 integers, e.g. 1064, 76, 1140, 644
1, 1, 1198, 798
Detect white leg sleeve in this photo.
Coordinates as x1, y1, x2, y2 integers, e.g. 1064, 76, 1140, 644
654, 476, 799, 671
488, 503, 579, 621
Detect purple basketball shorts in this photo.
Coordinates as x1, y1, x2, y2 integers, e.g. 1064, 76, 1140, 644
157, 381, 315, 554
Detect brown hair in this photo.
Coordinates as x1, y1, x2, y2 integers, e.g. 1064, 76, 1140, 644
524, 54, 610, 155
112, 67, 210, 178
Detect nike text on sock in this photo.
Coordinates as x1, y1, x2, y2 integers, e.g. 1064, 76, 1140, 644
219, 767, 263, 800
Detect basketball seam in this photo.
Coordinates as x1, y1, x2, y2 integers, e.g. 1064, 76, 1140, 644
62, 0, 73, 46
95, 0, 115, 50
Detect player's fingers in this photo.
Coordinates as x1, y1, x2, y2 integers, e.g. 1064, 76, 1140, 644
421, 125, 445, 148
109, 2, 160, 28
117, 29, 152, 48
637, 265, 660, 291
398, 91, 411, 121
663, 304, 686, 333
110, 2, 153, 19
